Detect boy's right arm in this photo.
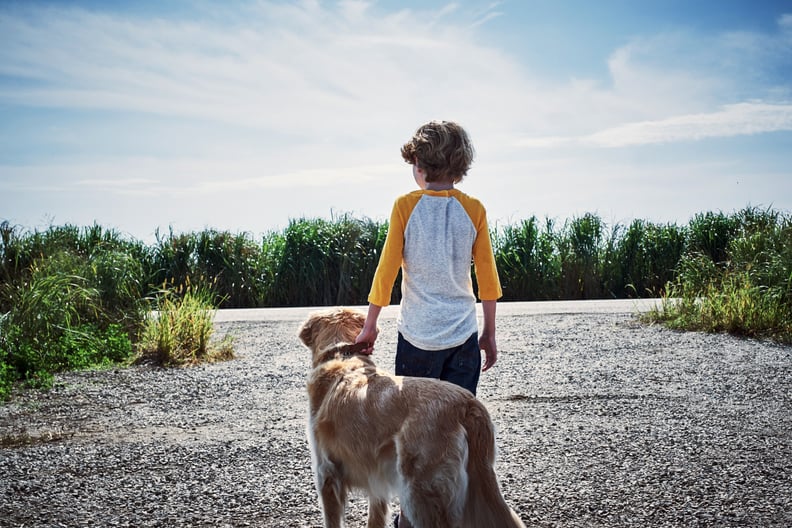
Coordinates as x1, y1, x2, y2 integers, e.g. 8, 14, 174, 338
368, 198, 407, 307
356, 198, 408, 354
355, 303, 382, 354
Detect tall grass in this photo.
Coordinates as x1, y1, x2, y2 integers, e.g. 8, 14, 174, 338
0, 223, 152, 397
150, 228, 268, 308
609, 220, 687, 297
559, 213, 606, 299
264, 215, 389, 306
646, 207, 792, 343
685, 211, 739, 264
1, 207, 789, 397
492, 214, 686, 300
0, 251, 135, 395
0, 213, 693, 311
492, 217, 559, 300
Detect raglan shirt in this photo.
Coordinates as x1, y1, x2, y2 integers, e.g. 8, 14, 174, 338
368, 189, 502, 350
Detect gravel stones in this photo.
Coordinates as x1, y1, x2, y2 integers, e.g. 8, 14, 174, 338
1, 311, 791, 527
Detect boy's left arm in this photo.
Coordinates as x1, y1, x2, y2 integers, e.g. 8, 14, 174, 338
470, 208, 501, 371
479, 299, 498, 371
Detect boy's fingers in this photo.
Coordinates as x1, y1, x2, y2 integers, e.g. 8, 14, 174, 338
354, 334, 376, 355
481, 349, 497, 371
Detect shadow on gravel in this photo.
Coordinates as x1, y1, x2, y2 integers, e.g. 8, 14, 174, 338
501, 394, 679, 403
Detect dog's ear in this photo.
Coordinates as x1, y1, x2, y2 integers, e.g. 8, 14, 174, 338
297, 315, 316, 348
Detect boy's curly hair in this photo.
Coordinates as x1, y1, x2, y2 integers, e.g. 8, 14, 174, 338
401, 121, 475, 183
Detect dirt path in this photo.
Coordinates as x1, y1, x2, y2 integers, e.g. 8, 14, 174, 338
1, 301, 790, 527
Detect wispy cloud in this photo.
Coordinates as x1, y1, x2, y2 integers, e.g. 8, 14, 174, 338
0, 156, 397, 197
587, 102, 792, 147
1, 2, 789, 149
1, 1, 790, 240
510, 10, 792, 150
469, 2, 504, 28
515, 102, 792, 148
0, 1, 519, 137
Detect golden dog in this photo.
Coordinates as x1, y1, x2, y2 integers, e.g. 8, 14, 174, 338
298, 307, 526, 528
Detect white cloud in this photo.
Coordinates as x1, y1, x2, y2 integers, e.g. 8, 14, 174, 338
0, 1, 790, 241
193, 163, 397, 193
75, 178, 159, 189
2, 2, 789, 150
585, 102, 792, 147
0, 2, 520, 138
781, 13, 792, 31
0, 156, 399, 197
514, 102, 792, 148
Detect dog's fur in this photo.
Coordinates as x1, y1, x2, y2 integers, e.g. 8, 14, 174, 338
298, 307, 526, 528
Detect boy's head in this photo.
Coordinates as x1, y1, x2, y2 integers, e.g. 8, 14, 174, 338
401, 121, 475, 184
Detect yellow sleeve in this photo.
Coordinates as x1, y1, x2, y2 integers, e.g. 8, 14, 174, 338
463, 198, 502, 301
367, 196, 412, 306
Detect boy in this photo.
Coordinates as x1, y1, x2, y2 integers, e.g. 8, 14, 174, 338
355, 120, 502, 396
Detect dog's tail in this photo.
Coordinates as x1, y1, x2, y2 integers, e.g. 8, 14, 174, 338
462, 400, 527, 528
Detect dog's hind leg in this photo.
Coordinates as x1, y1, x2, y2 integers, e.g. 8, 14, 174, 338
397, 426, 468, 528
316, 464, 347, 528
366, 497, 389, 528
398, 489, 454, 528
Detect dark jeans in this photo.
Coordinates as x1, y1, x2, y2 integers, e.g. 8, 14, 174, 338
395, 332, 481, 395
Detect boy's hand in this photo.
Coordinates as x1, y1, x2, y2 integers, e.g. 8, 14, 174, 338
355, 304, 382, 355
354, 326, 378, 355
479, 332, 498, 371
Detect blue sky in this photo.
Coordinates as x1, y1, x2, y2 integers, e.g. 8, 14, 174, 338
1, 0, 791, 243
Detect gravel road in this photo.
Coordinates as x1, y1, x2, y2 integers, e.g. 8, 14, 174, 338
1, 300, 790, 527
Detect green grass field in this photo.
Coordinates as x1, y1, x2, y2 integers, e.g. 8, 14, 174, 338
1, 206, 790, 397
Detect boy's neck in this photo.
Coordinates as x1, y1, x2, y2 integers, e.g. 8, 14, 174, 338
425, 182, 455, 191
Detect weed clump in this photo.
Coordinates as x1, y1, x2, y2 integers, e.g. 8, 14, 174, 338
136, 288, 234, 366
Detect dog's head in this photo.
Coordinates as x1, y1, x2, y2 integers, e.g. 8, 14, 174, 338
298, 308, 367, 365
